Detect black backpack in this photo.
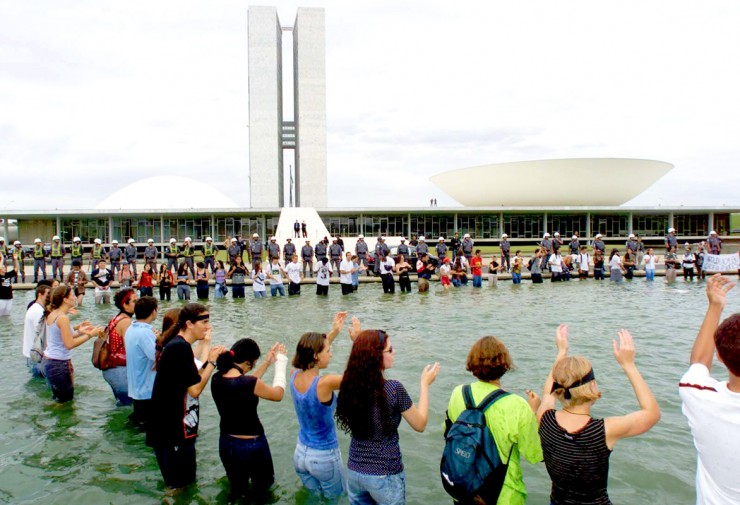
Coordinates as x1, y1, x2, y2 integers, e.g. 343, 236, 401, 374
440, 385, 511, 504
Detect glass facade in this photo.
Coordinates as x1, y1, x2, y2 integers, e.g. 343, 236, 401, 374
111, 217, 161, 243
674, 214, 708, 237
502, 214, 543, 239
265, 216, 280, 239
590, 214, 629, 238
547, 214, 587, 238
713, 213, 730, 236
363, 214, 407, 238
411, 214, 456, 240
215, 217, 263, 242
455, 214, 499, 239
61, 218, 109, 243
322, 215, 360, 237
162, 217, 212, 242
632, 214, 669, 237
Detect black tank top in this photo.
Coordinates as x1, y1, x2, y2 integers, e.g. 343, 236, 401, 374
539, 409, 612, 505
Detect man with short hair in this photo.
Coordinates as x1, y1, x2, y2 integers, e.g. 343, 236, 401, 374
285, 254, 303, 295
91, 259, 113, 304
339, 251, 354, 296
125, 296, 159, 431
314, 237, 328, 264
301, 240, 314, 277
450, 232, 461, 261
23, 283, 51, 377
680, 274, 740, 504
294, 220, 301, 238
374, 237, 389, 275
283, 237, 296, 260
329, 237, 343, 272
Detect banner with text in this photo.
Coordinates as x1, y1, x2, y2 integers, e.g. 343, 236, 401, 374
702, 253, 740, 272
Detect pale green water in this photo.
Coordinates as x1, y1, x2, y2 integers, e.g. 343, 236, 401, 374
1, 277, 738, 504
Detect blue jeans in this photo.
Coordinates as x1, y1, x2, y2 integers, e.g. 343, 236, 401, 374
214, 282, 226, 298
271, 284, 285, 296
27, 357, 45, 378
219, 434, 274, 497
293, 441, 346, 500
177, 284, 191, 300
42, 357, 74, 403
102, 365, 132, 405
472, 275, 482, 288
512, 272, 522, 284
233, 285, 245, 298
645, 268, 655, 281
347, 469, 405, 505
253, 290, 266, 298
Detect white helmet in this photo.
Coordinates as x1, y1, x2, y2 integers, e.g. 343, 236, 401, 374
253, 233, 259, 238
0, 237, 4, 242
419, 236, 425, 242
170, 238, 176, 243
572, 235, 577, 240
52, 235, 60, 241
184, 237, 192, 242
147, 238, 154, 243
400, 237, 406, 242
94, 238, 102, 244
464, 233, 470, 238
34, 238, 42, 243
14, 240, 20, 246
668, 227, 676, 233
379, 236, 385, 241
73, 237, 81, 242
595, 233, 603, 239
206, 237, 212, 242
438, 237, 445, 241
112, 239, 119, 245
710, 230, 717, 235
270, 236, 276, 241
629, 233, 636, 239
554, 232, 560, 236
501, 234, 508, 238
358, 235, 364, 239
231, 238, 237, 242
544, 233, 550, 238
128, 238, 135, 243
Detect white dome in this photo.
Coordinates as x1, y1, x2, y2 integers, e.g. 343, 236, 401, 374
95, 176, 240, 210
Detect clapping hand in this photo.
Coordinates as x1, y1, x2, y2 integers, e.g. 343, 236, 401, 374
208, 345, 227, 363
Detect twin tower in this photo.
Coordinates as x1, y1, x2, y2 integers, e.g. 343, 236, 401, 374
248, 7, 327, 208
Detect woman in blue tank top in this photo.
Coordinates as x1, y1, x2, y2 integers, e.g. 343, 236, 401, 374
290, 312, 348, 500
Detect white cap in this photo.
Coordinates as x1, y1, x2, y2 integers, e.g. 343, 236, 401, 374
206, 237, 212, 241
595, 233, 602, 239
94, 238, 102, 244
184, 237, 191, 242
668, 227, 676, 233
253, 233, 259, 238
358, 235, 364, 239
572, 235, 577, 240
147, 238, 154, 243
400, 237, 406, 241
710, 230, 717, 235
419, 236, 425, 241
464, 233, 470, 238
14, 240, 20, 245
231, 238, 237, 242
629, 233, 635, 239
170, 238, 176, 243
554, 232, 560, 236
128, 238, 135, 243
53, 235, 60, 241
34, 238, 41, 243
438, 237, 445, 241
112, 239, 119, 244
501, 234, 508, 238
73, 236, 81, 242
270, 236, 276, 241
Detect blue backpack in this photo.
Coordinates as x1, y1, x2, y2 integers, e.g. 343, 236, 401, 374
440, 385, 510, 503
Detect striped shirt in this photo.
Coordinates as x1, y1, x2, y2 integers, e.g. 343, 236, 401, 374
539, 409, 612, 505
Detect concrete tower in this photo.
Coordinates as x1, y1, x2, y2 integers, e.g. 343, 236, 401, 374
247, 6, 327, 209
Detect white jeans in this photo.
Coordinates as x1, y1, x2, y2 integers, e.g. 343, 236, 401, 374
0, 299, 12, 316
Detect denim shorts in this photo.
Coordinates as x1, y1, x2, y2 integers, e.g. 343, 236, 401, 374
347, 469, 405, 505
42, 357, 74, 403
219, 433, 274, 497
102, 365, 132, 406
293, 441, 346, 499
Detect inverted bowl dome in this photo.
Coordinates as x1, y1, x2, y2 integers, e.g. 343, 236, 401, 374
430, 158, 673, 206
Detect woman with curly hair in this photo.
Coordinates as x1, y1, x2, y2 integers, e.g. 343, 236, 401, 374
335, 328, 440, 505
445, 336, 542, 505
290, 312, 348, 500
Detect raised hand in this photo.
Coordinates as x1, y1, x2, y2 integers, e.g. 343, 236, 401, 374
349, 316, 362, 341
706, 274, 735, 309
613, 329, 636, 368
332, 311, 348, 332
555, 323, 569, 357
525, 389, 541, 412
421, 362, 441, 386
267, 342, 287, 363
208, 345, 227, 362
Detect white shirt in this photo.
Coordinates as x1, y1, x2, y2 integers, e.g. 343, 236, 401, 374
439, 264, 451, 278
578, 252, 590, 271
23, 302, 44, 358
315, 262, 333, 286
380, 256, 395, 275
609, 255, 622, 270
680, 364, 740, 504
285, 262, 302, 284
644, 254, 656, 269
548, 254, 563, 273
268, 262, 284, 285
339, 260, 354, 284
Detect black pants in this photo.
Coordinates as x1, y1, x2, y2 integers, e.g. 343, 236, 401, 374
289, 281, 301, 295
316, 284, 329, 296
153, 438, 196, 489
159, 286, 171, 301
381, 274, 395, 293
531, 273, 543, 283
399, 273, 411, 292
130, 399, 152, 431
341, 283, 353, 295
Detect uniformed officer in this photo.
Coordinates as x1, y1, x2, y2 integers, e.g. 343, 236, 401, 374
435, 237, 448, 261
108, 239, 123, 277
461, 233, 474, 262
180, 237, 196, 277
50, 235, 67, 282
301, 239, 314, 277
500, 234, 511, 272
329, 237, 343, 272
397, 237, 410, 262
283, 238, 296, 260
267, 236, 281, 261
202, 237, 217, 274
416, 236, 429, 257
12, 240, 25, 283
144, 239, 158, 268
90, 238, 106, 271
165, 238, 179, 272
249, 233, 263, 269
32, 238, 47, 283
125, 238, 138, 279
70, 237, 84, 266
314, 238, 328, 263
355, 235, 369, 270
227, 237, 241, 266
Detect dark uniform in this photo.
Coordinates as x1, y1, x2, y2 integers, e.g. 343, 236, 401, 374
301, 243, 314, 277
144, 243, 158, 268
179, 242, 195, 277
108, 244, 123, 277
249, 238, 263, 269
314, 241, 328, 262
355, 239, 369, 269
283, 240, 296, 260
500, 239, 511, 272
329, 242, 343, 272
125, 242, 138, 279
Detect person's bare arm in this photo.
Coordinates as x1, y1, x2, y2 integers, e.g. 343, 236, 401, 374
690, 274, 735, 369
536, 324, 568, 422
325, 312, 348, 347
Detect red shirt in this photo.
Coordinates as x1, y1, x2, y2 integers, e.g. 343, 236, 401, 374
471, 257, 483, 276
138, 271, 153, 288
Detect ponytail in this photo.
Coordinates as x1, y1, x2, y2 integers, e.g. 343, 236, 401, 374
44, 285, 71, 318
216, 338, 260, 373
154, 304, 207, 370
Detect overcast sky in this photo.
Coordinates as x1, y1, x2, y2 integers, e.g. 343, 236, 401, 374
2, 0, 740, 210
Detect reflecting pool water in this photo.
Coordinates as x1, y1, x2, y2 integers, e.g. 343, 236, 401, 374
1, 277, 737, 504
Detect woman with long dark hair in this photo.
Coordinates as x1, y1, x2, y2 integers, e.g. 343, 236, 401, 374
101, 288, 138, 405
335, 328, 440, 504
609, 249, 624, 282
211, 338, 287, 499
146, 303, 225, 491
290, 312, 348, 500
176, 261, 192, 300
41, 285, 104, 402
157, 263, 173, 301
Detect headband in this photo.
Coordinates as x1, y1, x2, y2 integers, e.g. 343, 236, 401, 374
192, 313, 210, 322
552, 369, 595, 400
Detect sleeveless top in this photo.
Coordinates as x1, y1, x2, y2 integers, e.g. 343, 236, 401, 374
177, 273, 189, 285
44, 316, 71, 361
196, 270, 208, 287
215, 269, 226, 283
539, 409, 612, 505
106, 313, 129, 367
290, 370, 338, 450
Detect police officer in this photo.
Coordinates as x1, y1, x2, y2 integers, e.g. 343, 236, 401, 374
180, 237, 195, 277
500, 234, 511, 272
165, 238, 179, 272
283, 237, 296, 260
108, 240, 123, 277
591, 233, 606, 255
540, 233, 553, 270
12, 240, 25, 283
665, 227, 678, 252
0, 237, 8, 263
144, 239, 158, 268
625, 234, 639, 260
461, 233, 474, 262
267, 236, 281, 261
202, 237, 217, 274
397, 237, 410, 262
32, 238, 47, 283
435, 237, 447, 261
301, 239, 314, 277
125, 238, 138, 279
70, 237, 83, 266
314, 238, 328, 264
329, 237, 343, 272
227, 237, 241, 266
450, 232, 461, 261
249, 233, 263, 269
50, 235, 66, 282
374, 237, 390, 275
416, 236, 429, 257
707, 230, 722, 254
355, 235, 369, 271
90, 238, 106, 271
